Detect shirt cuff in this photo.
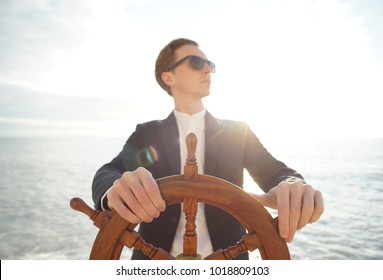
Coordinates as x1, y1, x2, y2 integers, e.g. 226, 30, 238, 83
101, 187, 113, 211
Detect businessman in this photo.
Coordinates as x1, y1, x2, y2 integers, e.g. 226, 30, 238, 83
92, 38, 324, 259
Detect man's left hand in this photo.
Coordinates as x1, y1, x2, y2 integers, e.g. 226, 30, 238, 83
253, 181, 324, 243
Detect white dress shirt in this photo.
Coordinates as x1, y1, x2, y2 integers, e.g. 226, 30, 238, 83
170, 108, 213, 258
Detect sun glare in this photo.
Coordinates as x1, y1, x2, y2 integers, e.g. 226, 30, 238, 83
30, 0, 382, 139
204, 0, 382, 140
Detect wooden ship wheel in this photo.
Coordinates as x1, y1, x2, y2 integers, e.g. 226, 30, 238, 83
70, 133, 290, 260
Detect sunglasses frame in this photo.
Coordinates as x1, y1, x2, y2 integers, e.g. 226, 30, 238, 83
167, 55, 216, 73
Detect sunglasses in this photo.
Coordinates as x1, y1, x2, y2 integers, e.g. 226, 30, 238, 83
167, 55, 216, 73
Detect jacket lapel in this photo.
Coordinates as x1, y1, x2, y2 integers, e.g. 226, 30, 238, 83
160, 112, 181, 175
204, 111, 224, 176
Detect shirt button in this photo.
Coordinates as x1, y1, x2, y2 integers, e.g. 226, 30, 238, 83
170, 217, 178, 224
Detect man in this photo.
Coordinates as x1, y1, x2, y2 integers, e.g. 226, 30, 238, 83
92, 38, 324, 260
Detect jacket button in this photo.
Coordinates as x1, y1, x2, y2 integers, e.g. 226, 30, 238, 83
170, 217, 178, 224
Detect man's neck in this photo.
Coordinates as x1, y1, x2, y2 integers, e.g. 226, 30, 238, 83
174, 99, 204, 115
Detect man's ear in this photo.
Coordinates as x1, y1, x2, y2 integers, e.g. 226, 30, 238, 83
161, 72, 175, 87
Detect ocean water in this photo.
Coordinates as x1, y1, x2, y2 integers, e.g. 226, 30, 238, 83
0, 136, 382, 260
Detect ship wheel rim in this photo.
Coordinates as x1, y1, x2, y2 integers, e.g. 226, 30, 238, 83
86, 174, 290, 260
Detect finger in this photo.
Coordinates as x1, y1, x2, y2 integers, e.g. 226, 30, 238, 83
287, 185, 304, 242
136, 167, 166, 212
107, 188, 142, 224
276, 185, 290, 240
309, 190, 325, 223
113, 177, 153, 222
130, 168, 165, 218
297, 186, 315, 230
121, 172, 156, 223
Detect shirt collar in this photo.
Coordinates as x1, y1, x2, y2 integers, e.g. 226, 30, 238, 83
173, 108, 206, 123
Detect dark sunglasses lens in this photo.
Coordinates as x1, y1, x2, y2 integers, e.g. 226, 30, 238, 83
189, 56, 215, 72
208, 61, 216, 73
190, 56, 205, 70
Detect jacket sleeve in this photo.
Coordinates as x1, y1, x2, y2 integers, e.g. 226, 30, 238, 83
91, 125, 143, 209
243, 125, 305, 193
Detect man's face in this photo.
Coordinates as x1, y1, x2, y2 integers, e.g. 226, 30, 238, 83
169, 45, 213, 99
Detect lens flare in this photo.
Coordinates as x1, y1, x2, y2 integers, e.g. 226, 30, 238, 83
135, 145, 158, 167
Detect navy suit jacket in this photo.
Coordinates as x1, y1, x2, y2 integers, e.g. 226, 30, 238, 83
92, 111, 304, 259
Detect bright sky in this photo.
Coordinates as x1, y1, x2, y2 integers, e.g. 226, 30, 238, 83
0, 0, 382, 138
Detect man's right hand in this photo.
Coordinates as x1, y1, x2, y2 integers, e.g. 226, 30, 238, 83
106, 167, 166, 224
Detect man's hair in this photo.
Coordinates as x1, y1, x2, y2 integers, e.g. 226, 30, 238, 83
155, 38, 199, 95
